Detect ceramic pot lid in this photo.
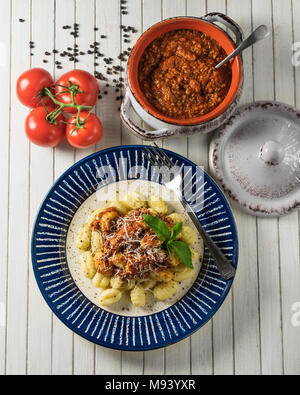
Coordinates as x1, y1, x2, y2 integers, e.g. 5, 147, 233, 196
209, 101, 300, 216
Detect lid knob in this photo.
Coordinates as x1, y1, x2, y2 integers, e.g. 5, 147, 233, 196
260, 140, 285, 165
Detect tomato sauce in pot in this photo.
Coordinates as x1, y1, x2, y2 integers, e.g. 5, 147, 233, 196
138, 29, 232, 120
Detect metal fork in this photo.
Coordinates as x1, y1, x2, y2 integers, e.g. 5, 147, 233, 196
143, 144, 236, 281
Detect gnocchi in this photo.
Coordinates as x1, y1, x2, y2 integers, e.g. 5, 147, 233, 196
153, 280, 178, 301
91, 230, 103, 255
180, 226, 197, 245
121, 191, 147, 209
76, 196, 201, 308
106, 200, 128, 215
166, 212, 184, 225
80, 251, 96, 279
147, 195, 168, 215
76, 223, 91, 251
99, 288, 122, 306
130, 285, 146, 307
174, 264, 194, 282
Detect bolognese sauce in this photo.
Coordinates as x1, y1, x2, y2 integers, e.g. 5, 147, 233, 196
138, 29, 232, 119
93, 207, 172, 281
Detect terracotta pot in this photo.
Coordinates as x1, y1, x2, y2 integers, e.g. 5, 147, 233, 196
120, 13, 244, 141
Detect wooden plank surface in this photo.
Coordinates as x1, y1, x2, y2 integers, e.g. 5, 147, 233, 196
6, 0, 31, 375
227, 0, 261, 375
0, 0, 11, 376
73, 0, 97, 376
119, 0, 145, 375
0, 0, 299, 375
205, 0, 234, 376
27, 0, 55, 375
94, 0, 122, 375
252, 0, 283, 375
273, 0, 300, 374
51, 0, 76, 376
162, 0, 191, 376
142, 0, 165, 375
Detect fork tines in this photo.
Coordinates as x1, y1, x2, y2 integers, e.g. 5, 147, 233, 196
143, 143, 174, 169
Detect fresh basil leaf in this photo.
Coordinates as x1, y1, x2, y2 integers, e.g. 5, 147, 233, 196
169, 240, 194, 269
143, 214, 170, 241
166, 243, 173, 258
170, 222, 183, 241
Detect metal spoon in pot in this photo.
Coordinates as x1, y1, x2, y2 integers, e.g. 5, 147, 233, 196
215, 24, 270, 69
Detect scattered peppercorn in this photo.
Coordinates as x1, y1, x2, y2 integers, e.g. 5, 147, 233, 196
27, 20, 137, 106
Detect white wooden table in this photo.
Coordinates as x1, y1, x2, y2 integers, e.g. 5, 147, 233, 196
1, 0, 300, 375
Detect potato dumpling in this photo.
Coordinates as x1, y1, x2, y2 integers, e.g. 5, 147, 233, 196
191, 247, 198, 264
99, 210, 119, 232
122, 191, 147, 209
91, 230, 103, 255
130, 285, 146, 307
112, 253, 126, 268
88, 208, 104, 224
99, 288, 122, 306
169, 252, 181, 267
125, 279, 136, 290
142, 279, 157, 290
147, 195, 168, 215
92, 272, 110, 289
80, 251, 96, 279
180, 226, 197, 245
99, 276, 111, 289
147, 208, 158, 216
76, 191, 201, 308
93, 251, 103, 270
106, 200, 128, 215
76, 223, 91, 251
92, 272, 103, 288
174, 265, 194, 282
151, 269, 174, 282
166, 212, 184, 225
110, 276, 126, 290
153, 280, 178, 301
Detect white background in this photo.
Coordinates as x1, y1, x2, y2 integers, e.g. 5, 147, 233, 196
0, 0, 299, 375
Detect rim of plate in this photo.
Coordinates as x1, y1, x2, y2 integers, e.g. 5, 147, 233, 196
31, 145, 239, 351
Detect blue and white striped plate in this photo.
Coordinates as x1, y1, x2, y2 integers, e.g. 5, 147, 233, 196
31, 145, 238, 351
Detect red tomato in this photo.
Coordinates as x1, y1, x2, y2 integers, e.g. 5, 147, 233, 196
55, 70, 99, 113
25, 106, 65, 147
16, 68, 54, 108
66, 111, 103, 148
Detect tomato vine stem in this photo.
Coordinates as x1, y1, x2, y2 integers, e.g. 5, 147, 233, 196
42, 82, 92, 128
